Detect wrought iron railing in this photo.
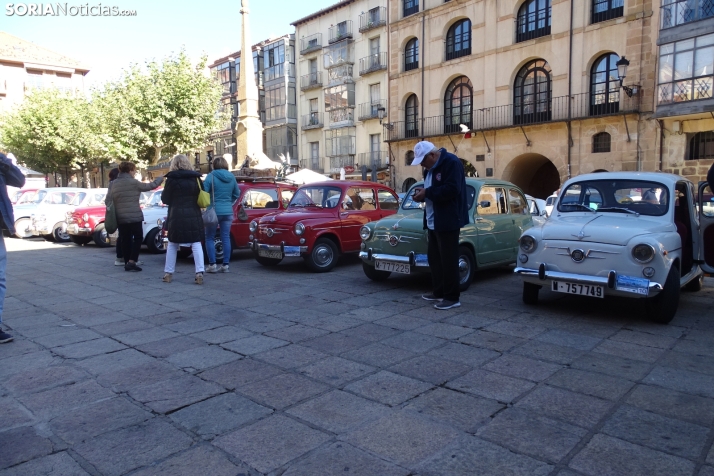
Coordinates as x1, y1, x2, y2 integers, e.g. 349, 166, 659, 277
384, 91, 640, 141
300, 72, 322, 91
592, 0, 624, 23
329, 21, 353, 44
327, 107, 355, 127
359, 7, 386, 32
302, 113, 324, 130
300, 33, 322, 55
358, 100, 386, 121
516, 6, 551, 43
359, 52, 387, 76
358, 151, 387, 170
661, 0, 714, 28
404, 0, 419, 17
405, 59, 419, 72
299, 158, 323, 172
330, 155, 355, 170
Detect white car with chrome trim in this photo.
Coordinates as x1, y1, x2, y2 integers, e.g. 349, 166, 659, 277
515, 172, 714, 324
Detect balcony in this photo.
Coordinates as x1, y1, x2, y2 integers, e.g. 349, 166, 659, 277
328, 107, 355, 128
300, 72, 322, 91
324, 42, 354, 69
384, 91, 640, 142
358, 151, 387, 170
329, 21, 353, 44
358, 100, 386, 121
327, 65, 354, 85
661, 0, 714, 29
302, 112, 324, 130
359, 7, 386, 32
300, 33, 322, 55
300, 158, 324, 173
359, 53, 387, 76
330, 155, 355, 171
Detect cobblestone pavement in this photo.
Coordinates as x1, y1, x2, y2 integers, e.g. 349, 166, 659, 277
1, 238, 714, 476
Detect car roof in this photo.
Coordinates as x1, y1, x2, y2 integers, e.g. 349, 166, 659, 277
299, 180, 394, 189
411, 178, 522, 189
565, 172, 687, 187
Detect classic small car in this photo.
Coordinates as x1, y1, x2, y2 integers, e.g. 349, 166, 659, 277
515, 172, 714, 324
359, 179, 534, 290
251, 180, 400, 272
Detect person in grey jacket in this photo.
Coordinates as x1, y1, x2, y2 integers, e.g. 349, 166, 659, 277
105, 161, 163, 272
0, 152, 26, 343
204, 156, 240, 273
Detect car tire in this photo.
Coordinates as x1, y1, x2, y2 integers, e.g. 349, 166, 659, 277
145, 228, 166, 254
305, 238, 339, 273
458, 245, 476, 292
42, 234, 55, 242
523, 282, 540, 304
255, 254, 282, 266
13, 218, 32, 238
93, 224, 111, 248
646, 266, 680, 325
52, 222, 71, 243
69, 235, 91, 245
684, 272, 704, 292
177, 248, 193, 259
362, 261, 391, 281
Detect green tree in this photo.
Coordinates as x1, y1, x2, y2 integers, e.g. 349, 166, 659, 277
101, 49, 225, 164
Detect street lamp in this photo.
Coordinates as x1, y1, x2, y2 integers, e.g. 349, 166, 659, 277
616, 56, 639, 97
377, 105, 386, 124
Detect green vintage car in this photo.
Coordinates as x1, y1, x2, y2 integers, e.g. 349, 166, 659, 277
359, 178, 535, 290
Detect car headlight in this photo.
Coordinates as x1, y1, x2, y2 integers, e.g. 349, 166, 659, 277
632, 243, 655, 263
294, 222, 305, 235
360, 225, 371, 241
249, 220, 258, 233
157, 218, 164, 227
520, 235, 537, 253
82, 213, 89, 222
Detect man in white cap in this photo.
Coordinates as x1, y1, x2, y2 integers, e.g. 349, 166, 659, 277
411, 141, 469, 309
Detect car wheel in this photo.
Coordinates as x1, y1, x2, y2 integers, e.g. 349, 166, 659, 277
684, 272, 704, 292
42, 234, 55, 242
305, 238, 339, 273
177, 248, 192, 259
523, 282, 540, 304
362, 261, 391, 281
255, 254, 282, 266
145, 228, 166, 254
13, 218, 32, 238
645, 266, 680, 324
214, 237, 224, 263
458, 245, 476, 292
69, 235, 91, 245
93, 224, 112, 248
52, 222, 71, 243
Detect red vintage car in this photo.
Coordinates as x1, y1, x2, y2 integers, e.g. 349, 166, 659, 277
251, 180, 400, 272
66, 205, 110, 247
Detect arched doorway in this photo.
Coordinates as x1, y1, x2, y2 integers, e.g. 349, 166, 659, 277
402, 177, 417, 192
503, 153, 560, 199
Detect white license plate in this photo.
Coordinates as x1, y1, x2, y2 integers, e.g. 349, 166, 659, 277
552, 281, 604, 298
259, 250, 283, 259
375, 260, 410, 274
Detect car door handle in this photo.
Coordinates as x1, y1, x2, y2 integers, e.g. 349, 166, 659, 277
340, 212, 348, 217
475, 217, 483, 221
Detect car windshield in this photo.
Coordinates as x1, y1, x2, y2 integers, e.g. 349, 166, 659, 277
17, 191, 37, 204
289, 186, 342, 209
144, 191, 164, 207
557, 179, 669, 216
402, 184, 476, 210
31, 190, 48, 204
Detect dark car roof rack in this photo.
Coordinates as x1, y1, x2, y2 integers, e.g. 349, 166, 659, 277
231, 174, 296, 185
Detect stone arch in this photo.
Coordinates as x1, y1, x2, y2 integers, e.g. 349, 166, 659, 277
502, 153, 560, 199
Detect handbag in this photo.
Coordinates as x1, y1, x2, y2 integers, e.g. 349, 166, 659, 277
197, 178, 211, 208
105, 201, 118, 234
201, 175, 219, 227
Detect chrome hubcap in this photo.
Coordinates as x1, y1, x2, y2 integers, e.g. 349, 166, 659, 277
458, 256, 470, 284
154, 233, 164, 250
56, 224, 69, 240
313, 245, 333, 267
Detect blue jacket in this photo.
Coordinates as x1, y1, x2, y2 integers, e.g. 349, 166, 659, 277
0, 153, 27, 234
204, 169, 240, 217
422, 148, 469, 232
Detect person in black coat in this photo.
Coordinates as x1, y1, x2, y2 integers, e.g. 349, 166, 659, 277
708, 162, 714, 193
161, 154, 205, 284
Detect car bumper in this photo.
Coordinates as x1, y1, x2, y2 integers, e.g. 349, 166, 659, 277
359, 250, 430, 268
67, 224, 92, 236
30, 222, 51, 235
514, 265, 663, 297
251, 240, 308, 257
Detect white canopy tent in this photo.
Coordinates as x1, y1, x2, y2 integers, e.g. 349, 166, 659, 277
285, 169, 332, 185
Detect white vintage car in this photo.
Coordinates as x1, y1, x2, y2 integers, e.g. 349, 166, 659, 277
515, 172, 714, 324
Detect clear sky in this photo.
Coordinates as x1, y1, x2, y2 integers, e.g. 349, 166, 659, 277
2, 0, 337, 87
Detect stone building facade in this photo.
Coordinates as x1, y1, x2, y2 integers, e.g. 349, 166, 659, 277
385, 0, 660, 197
293, 0, 390, 181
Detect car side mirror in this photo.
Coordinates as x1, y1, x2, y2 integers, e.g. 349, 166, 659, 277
479, 200, 491, 208
540, 209, 547, 216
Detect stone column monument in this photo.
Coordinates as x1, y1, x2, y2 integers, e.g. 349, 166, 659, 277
235, 0, 264, 169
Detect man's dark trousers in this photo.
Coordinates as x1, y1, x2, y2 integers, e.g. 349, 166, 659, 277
427, 228, 461, 302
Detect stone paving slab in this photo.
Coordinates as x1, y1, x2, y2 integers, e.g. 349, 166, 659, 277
1, 239, 713, 475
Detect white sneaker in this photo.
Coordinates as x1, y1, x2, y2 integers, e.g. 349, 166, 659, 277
114, 258, 124, 266
220, 264, 230, 273
206, 264, 218, 273
136, 260, 143, 266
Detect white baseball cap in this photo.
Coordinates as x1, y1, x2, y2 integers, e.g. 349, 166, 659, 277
412, 141, 436, 166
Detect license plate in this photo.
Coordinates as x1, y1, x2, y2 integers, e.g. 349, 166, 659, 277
259, 249, 283, 259
552, 281, 604, 298
616, 275, 650, 296
67, 224, 78, 234
375, 260, 410, 274
284, 246, 301, 257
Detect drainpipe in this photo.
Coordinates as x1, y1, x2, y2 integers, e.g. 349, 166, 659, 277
421, 12, 425, 140
566, 0, 574, 180
658, 119, 664, 172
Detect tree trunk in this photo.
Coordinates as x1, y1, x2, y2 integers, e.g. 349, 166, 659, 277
151, 146, 164, 165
